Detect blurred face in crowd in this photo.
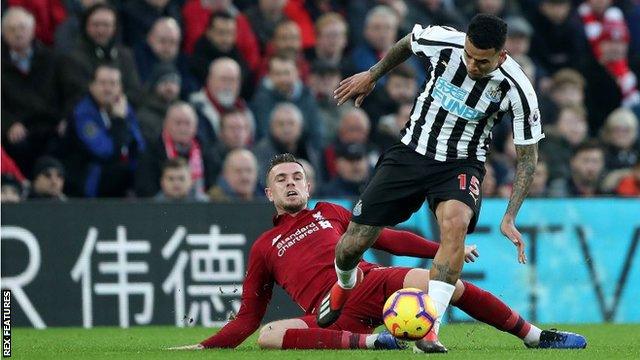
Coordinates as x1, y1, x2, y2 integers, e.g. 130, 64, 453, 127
273, 21, 302, 59
336, 157, 369, 183
588, 0, 612, 15
207, 59, 241, 106
86, 8, 116, 46
155, 79, 181, 103
464, 38, 507, 80
269, 58, 299, 97
530, 162, 549, 196
270, 106, 302, 147
364, 11, 398, 52
308, 71, 341, 100
552, 84, 584, 107
220, 112, 251, 149
1, 8, 35, 53
505, 34, 530, 57
266, 161, 310, 214
316, 19, 347, 60
1, 184, 21, 203
224, 150, 258, 200
557, 108, 588, 146
605, 114, 638, 150
164, 104, 197, 145
477, 0, 504, 14
338, 110, 370, 144
148, 19, 181, 62
540, 1, 571, 24
90, 67, 122, 108
386, 74, 417, 103
161, 166, 192, 199
207, 16, 236, 52
571, 149, 605, 186
33, 168, 65, 198
259, 0, 286, 16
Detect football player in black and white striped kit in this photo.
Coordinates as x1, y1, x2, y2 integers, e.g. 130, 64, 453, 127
317, 14, 544, 353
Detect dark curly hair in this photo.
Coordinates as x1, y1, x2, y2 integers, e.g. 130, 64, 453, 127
467, 14, 507, 51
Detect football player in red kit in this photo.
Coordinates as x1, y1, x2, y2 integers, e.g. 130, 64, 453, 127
171, 154, 585, 351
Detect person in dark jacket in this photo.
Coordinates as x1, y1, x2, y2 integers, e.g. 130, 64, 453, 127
57, 3, 142, 113
64, 64, 145, 198
28, 156, 67, 201
135, 101, 220, 198
136, 63, 182, 142
2, 7, 61, 174
133, 17, 196, 96
251, 55, 323, 148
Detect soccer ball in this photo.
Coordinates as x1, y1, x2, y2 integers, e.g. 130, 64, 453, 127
382, 288, 438, 340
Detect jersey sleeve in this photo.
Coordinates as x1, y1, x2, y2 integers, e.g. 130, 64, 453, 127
502, 60, 545, 145
373, 228, 440, 258
410, 24, 464, 59
200, 241, 274, 348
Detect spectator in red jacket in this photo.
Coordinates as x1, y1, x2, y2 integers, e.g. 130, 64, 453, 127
181, 0, 260, 73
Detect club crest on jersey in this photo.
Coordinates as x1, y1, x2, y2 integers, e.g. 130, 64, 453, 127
528, 108, 541, 126
485, 86, 502, 103
352, 200, 363, 216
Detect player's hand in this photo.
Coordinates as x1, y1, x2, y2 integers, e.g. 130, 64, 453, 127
166, 344, 204, 350
333, 71, 376, 107
8, 122, 28, 144
464, 244, 479, 263
500, 216, 527, 264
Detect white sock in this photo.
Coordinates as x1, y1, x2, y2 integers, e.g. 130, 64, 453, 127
428, 280, 456, 335
365, 334, 378, 348
523, 325, 543, 346
335, 261, 357, 289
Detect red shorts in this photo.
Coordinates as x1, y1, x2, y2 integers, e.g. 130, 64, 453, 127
299, 266, 412, 334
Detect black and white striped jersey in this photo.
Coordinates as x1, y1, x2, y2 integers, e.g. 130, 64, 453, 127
399, 25, 545, 162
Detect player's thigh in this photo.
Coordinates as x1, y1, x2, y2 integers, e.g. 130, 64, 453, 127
258, 318, 309, 349
353, 145, 429, 227
427, 161, 485, 234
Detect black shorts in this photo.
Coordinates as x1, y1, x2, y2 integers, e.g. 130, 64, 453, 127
352, 143, 485, 233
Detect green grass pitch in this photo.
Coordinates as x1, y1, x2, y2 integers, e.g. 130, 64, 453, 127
12, 324, 640, 359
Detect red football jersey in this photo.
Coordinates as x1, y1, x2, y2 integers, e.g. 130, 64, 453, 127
201, 202, 439, 348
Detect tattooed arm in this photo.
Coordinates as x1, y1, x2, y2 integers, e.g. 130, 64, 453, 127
500, 143, 538, 264
334, 34, 412, 106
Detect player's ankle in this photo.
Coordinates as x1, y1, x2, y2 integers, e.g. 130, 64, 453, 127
335, 261, 358, 289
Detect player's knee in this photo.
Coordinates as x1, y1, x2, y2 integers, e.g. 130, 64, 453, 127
439, 214, 470, 235
257, 325, 283, 349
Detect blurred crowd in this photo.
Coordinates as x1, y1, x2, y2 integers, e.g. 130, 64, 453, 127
1, 0, 639, 203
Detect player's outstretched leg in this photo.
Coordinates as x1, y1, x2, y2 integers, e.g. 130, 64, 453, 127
257, 319, 407, 350
318, 222, 381, 328
453, 281, 587, 349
